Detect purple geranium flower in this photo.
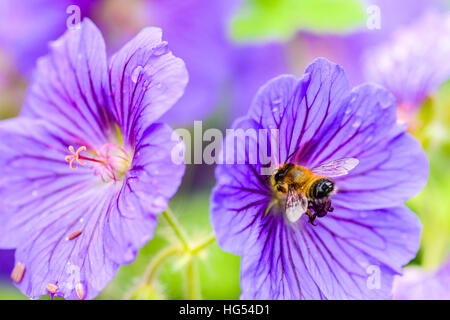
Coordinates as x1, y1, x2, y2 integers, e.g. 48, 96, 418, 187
0, 19, 187, 299
211, 58, 428, 299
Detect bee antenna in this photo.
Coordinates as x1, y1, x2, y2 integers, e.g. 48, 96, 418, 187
285, 147, 300, 163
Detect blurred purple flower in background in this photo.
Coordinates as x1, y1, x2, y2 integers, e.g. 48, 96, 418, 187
393, 257, 450, 299
0, 0, 95, 74
0, 0, 288, 126
142, 0, 288, 124
364, 11, 450, 119
211, 58, 428, 299
227, 43, 288, 121
298, 0, 449, 124
0, 19, 187, 299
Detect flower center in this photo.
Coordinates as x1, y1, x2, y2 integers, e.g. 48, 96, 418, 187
65, 144, 132, 182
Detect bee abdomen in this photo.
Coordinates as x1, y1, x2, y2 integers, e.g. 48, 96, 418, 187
310, 178, 334, 199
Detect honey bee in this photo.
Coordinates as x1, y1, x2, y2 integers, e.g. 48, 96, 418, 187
271, 151, 359, 225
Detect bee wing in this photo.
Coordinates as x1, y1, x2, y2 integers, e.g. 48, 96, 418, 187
285, 187, 308, 223
311, 157, 359, 178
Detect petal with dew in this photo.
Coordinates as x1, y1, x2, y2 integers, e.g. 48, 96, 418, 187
108, 27, 188, 139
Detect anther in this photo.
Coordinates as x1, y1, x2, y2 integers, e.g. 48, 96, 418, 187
68, 229, 82, 240
65, 146, 87, 169
11, 262, 25, 283
46, 283, 58, 294
75, 283, 86, 300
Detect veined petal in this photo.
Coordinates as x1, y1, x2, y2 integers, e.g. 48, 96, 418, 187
108, 27, 188, 141
304, 84, 428, 209
21, 19, 112, 147
240, 205, 421, 299
249, 58, 350, 164
0, 119, 117, 298
212, 115, 275, 255
104, 123, 185, 264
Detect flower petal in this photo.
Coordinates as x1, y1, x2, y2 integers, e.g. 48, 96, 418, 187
304, 84, 428, 209
239, 205, 421, 299
248, 58, 350, 164
21, 18, 111, 147
104, 123, 185, 264
108, 27, 188, 138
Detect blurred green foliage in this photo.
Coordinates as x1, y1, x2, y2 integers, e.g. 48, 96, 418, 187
231, 0, 366, 42
407, 81, 450, 269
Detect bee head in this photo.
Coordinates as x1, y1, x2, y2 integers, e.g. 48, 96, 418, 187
313, 179, 334, 199
273, 163, 294, 183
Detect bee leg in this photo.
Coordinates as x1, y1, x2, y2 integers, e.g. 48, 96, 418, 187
306, 211, 318, 226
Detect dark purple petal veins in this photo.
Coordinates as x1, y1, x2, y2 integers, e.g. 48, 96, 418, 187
108, 27, 188, 144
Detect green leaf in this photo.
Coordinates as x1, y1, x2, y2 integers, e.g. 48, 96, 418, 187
231, 0, 367, 42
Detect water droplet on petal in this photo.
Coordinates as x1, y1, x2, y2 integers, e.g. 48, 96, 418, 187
153, 196, 167, 209
131, 66, 143, 83
381, 102, 390, 109
153, 41, 168, 56
352, 119, 362, 128
143, 80, 151, 90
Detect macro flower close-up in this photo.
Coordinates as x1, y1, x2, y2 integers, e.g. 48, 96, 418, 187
211, 58, 428, 299
0, 18, 187, 299
0, 0, 449, 309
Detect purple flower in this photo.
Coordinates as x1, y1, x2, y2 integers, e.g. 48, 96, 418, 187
0, 19, 187, 299
211, 58, 428, 299
393, 258, 450, 300
363, 11, 450, 114
298, 1, 449, 116
0, 0, 95, 74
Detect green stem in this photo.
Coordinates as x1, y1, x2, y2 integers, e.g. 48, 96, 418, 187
190, 235, 216, 255
186, 259, 200, 300
145, 246, 182, 285
125, 205, 216, 300
162, 207, 190, 250
124, 245, 181, 299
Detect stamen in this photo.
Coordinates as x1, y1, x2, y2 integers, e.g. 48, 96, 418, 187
11, 262, 25, 283
68, 229, 82, 240
75, 283, 85, 300
65, 144, 131, 182
65, 146, 87, 169
46, 283, 58, 294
